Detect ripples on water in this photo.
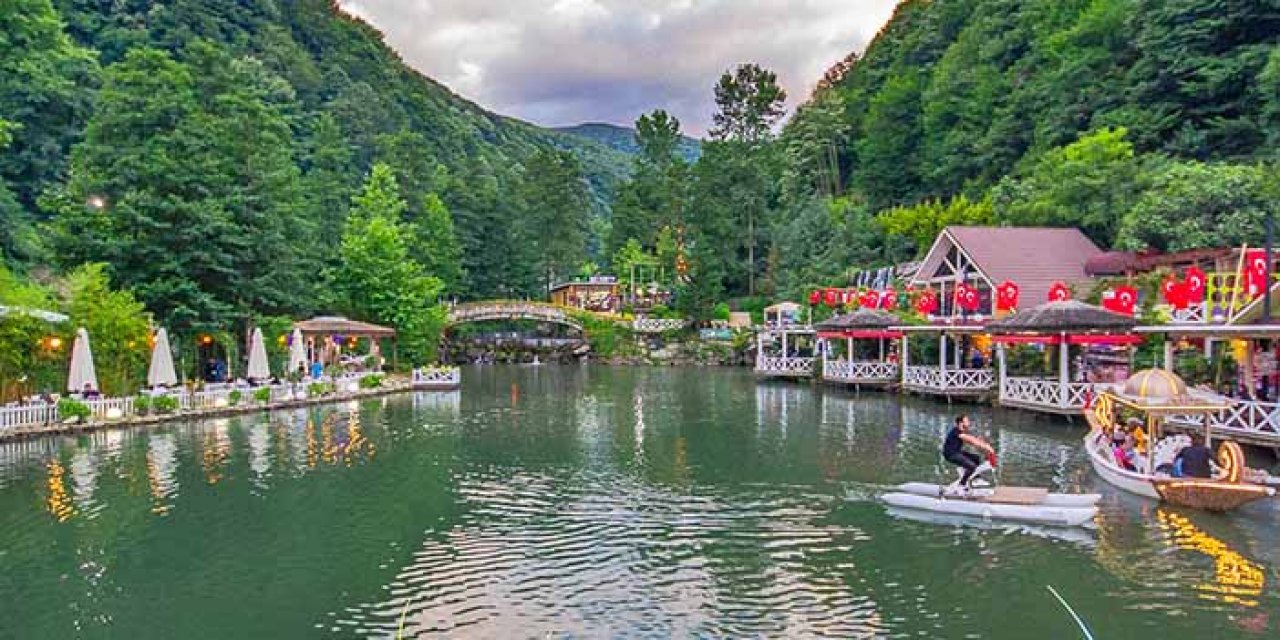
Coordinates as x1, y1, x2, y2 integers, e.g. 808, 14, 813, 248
0, 367, 1276, 638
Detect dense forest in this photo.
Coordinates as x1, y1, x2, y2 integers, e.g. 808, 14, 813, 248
598, 0, 1280, 318
1, 0, 630, 316
555, 123, 702, 164
3, 0, 1279, 389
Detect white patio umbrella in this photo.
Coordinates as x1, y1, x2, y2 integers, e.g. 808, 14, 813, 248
147, 327, 178, 388
287, 328, 307, 376
67, 327, 99, 393
247, 327, 271, 381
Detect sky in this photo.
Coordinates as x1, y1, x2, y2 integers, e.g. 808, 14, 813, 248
336, 0, 901, 138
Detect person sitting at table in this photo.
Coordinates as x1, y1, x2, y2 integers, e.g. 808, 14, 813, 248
81, 382, 100, 399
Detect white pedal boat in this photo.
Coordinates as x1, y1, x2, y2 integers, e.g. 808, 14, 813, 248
882, 483, 1100, 527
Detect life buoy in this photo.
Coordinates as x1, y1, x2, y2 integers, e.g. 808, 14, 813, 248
1217, 440, 1244, 483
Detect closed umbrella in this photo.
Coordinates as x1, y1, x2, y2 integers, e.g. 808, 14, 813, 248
287, 328, 307, 376
247, 327, 271, 381
67, 327, 99, 393
147, 327, 178, 388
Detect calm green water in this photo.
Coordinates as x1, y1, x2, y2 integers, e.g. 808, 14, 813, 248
2, 366, 1277, 638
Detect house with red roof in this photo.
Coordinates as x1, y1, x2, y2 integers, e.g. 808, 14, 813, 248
911, 226, 1104, 317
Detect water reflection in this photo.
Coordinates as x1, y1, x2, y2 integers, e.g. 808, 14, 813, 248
146, 433, 178, 515
1157, 510, 1266, 607
45, 459, 73, 522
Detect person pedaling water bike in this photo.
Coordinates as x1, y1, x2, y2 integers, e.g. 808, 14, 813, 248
942, 414, 997, 493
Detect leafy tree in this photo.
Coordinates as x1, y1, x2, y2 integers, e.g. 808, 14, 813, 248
990, 127, 1138, 245
63, 263, 150, 396
332, 164, 444, 363
47, 45, 312, 330
0, 0, 99, 212
855, 71, 926, 211
710, 63, 788, 143
606, 110, 689, 259
415, 193, 463, 293
521, 148, 592, 294
1114, 161, 1278, 252
878, 195, 996, 256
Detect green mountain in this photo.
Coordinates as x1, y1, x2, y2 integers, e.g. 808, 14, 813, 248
1, 0, 631, 312
555, 123, 702, 163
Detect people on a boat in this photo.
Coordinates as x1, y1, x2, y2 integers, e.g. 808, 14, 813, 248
1174, 434, 1215, 478
943, 414, 981, 486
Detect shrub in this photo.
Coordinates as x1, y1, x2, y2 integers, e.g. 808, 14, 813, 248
307, 382, 334, 398
133, 395, 152, 415
57, 398, 92, 423
153, 395, 179, 414
253, 387, 272, 404
358, 374, 384, 389
712, 302, 731, 321
228, 390, 243, 406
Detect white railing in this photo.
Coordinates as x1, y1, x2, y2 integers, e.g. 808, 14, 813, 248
1167, 303, 1207, 324
1171, 399, 1280, 444
0, 403, 56, 432
413, 367, 461, 387
755, 356, 814, 377
823, 360, 898, 382
1001, 377, 1094, 410
903, 366, 992, 393
0, 372, 389, 435
632, 318, 688, 333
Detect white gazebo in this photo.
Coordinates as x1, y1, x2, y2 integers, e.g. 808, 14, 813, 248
755, 302, 816, 379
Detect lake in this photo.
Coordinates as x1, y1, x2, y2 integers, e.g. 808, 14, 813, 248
2, 365, 1276, 638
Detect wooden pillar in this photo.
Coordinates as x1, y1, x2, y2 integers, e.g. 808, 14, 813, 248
1162, 340, 1174, 372
939, 333, 947, 374
878, 338, 885, 362
846, 337, 852, 363
1058, 333, 1070, 407
781, 330, 789, 362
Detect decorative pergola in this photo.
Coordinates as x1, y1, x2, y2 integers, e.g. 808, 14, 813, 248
986, 300, 1138, 414
816, 309, 901, 387
293, 316, 397, 369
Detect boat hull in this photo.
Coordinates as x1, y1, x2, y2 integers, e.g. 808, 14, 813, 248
1083, 431, 1160, 499
881, 492, 1097, 527
894, 482, 1102, 508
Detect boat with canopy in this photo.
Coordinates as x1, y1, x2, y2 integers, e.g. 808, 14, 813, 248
1084, 368, 1277, 511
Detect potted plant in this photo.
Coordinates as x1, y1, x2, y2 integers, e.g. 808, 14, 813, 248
133, 395, 152, 416
57, 398, 92, 424
253, 387, 272, 404
153, 395, 179, 415
228, 390, 243, 407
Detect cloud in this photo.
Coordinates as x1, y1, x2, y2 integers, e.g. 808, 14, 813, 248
337, 0, 900, 137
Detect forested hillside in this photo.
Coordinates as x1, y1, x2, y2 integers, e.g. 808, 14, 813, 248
607, 0, 1279, 317
555, 123, 702, 163
1, 0, 629, 324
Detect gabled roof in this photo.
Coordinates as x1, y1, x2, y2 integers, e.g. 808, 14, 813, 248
915, 226, 1103, 306
294, 316, 396, 337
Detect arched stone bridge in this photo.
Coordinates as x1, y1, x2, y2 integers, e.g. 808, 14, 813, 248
445, 301, 585, 331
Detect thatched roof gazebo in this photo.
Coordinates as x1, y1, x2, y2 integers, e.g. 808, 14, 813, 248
986, 300, 1136, 334
988, 300, 1139, 414
816, 309, 903, 387
815, 308, 900, 333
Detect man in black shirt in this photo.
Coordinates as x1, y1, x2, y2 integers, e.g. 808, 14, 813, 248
943, 414, 981, 487
1175, 434, 1215, 478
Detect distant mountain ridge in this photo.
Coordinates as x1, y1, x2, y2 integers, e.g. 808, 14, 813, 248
555, 123, 702, 163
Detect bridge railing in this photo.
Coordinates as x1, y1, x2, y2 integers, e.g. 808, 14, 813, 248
446, 301, 585, 329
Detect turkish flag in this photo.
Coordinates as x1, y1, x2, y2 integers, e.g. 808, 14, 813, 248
916, 291, 938, 315
1162, 275, 1189, 310
953, 283, 980, 312
823, 288, 839, 306
1102, 286, 1138, 316
995, 281, 1020, 312
861, 289, 880, 309
880, 289, 897, 310
1184, 266, 1206, 303
808, 290, 820, 306
1244, 249, 1269, 298
1047, 282, 1070, 302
